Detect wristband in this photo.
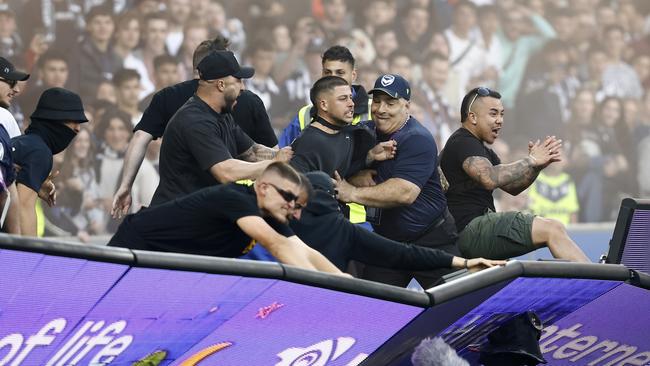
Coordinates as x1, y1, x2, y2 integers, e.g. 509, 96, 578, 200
464, 259, 468, 269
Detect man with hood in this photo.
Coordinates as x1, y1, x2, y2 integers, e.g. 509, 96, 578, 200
291, 171, 504, 275
11, 87, 88, 236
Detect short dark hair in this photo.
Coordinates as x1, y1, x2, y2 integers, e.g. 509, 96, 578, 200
192, 35, 232, 70
423, 50, 448, 65
37, 50, 68, 69
322, 45, 355, 68
309, 75, 349, 107
263, 162, 302, 186
388, 49, 412, 65
298, 173, 314, 201
112, 68, 140, 87
460, 87, 502, 122
153, 54, 178, 71
143, 11, 169, 27
86, 5, 113, 24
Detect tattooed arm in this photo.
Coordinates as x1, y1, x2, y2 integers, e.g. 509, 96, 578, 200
462, 136, 562, 196
462, 155, 541, 195
238, 144, 278, 162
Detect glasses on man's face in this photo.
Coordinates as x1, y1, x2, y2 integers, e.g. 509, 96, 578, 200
0, 78, 17, 89
467, 87, 491, 115
266, 183, 299, 205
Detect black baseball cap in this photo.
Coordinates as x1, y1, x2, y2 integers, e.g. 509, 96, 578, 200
369, 74, 411, 101
197, 50, 254, 81
0, 57, 29, 82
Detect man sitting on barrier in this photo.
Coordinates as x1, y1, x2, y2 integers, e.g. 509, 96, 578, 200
108, 162, 345, 275
291, 171, 505, 277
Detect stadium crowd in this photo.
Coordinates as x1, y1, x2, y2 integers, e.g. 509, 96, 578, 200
0, 0, 647, 245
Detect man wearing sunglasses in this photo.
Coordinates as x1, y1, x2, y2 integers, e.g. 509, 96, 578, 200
439, 87, 590, 262
108, 162, 345, 275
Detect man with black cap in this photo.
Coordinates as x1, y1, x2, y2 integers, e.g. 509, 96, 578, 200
112, 36, 278, 218
11, 87, 88, 236
0, 56, 30, 138
0, 56, 29, 233
149, 50, 292, 206
334, 74, 461, 288
292, 171, 504, 273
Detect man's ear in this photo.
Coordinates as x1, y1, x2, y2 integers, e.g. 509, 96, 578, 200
351, 69, 357, 83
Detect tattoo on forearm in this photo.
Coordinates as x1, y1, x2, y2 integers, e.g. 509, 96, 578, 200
463, 156, 540, 193
239, 144, 277, 162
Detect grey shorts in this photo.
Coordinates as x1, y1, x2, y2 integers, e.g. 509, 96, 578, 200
457, 211, 536, 260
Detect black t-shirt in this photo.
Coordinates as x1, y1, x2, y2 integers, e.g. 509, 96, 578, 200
370, 117, 447, 242
11, 134, 53, 192
440, 127, 501, 231
150, 95, 254, 205
109, 184, 293, 257
290, 126, 354, 177
135, 79, 278, 146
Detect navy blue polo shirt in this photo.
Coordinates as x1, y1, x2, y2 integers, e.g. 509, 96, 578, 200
371, 116, 447, 242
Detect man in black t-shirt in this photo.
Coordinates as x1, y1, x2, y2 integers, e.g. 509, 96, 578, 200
335, 74, 461, 288
439, 87, 590, 262
109, 163, 344, 275
111, 36, 278, 218
149, 50, 292, 206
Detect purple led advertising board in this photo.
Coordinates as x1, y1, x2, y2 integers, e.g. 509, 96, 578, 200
436, 277, 650, 365
0, 249, 423, 365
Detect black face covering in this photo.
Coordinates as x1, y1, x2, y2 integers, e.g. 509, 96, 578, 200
25, 118, 77, 155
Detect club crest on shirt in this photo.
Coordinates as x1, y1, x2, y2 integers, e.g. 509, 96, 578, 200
381, 75, 395, 87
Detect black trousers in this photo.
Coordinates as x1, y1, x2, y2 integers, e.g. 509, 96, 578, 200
361, 209, 461, 289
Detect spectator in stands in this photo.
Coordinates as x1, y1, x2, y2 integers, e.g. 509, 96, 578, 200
414, 51, 455, 145
335, 74, 462, 288
387, 50, 414, 85
203, 1, 246, 57
600, 25, 643, 99
439, 87, 589, 262
95, 109, 157, 229
396, 4, 431, 60
372, 25, 399, 73
111, 35, 278, 218
165, 0, 191, 56
47, 125, 105, 240
113, 12, 152, 99
135, 12, 170, 91
109, 162, 348, 276
149, 50, 291, 206
360, 0, 396, 37
138, 54, 181, 111
11, 87, 87, 236
112, 68, 143, 125
19, 0, 83, 53
71, 6, 120, 98
245, 40, 288, 130
318, 0, 353, 42
20, 50, 68, 120
0, 9, 22, 60
444, 1, 489, 96
176, 22, 209, 79
496, 2, 556, 108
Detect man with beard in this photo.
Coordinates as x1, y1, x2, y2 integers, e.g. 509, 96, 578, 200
439, 87, 590, 262
11, 88, 88, 236
150, 50, 292, 206
109, 162, 346, 276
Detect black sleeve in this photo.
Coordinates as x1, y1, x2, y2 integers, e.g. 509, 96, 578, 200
232, 90, 278, 147
186, 119, 234, 170
349, 225, 454, 270
229, 119, 255, 156
14, 144, 52, 192
135, 90, 167, 138
452, 133, 492, 166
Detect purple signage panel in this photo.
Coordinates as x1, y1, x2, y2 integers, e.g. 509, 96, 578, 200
539, 283, 650, 365
0, 249, 129, 366
1, 249, 423, 365
437, 277, 622, 363
174, 281, 423, 365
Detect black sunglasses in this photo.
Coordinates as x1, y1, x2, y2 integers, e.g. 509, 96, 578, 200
467, 86, 491, 114
267, 183, 299, 205
0, 78, 17, 88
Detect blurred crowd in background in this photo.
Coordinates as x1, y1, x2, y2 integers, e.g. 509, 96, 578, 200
1, 0, 649, 240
